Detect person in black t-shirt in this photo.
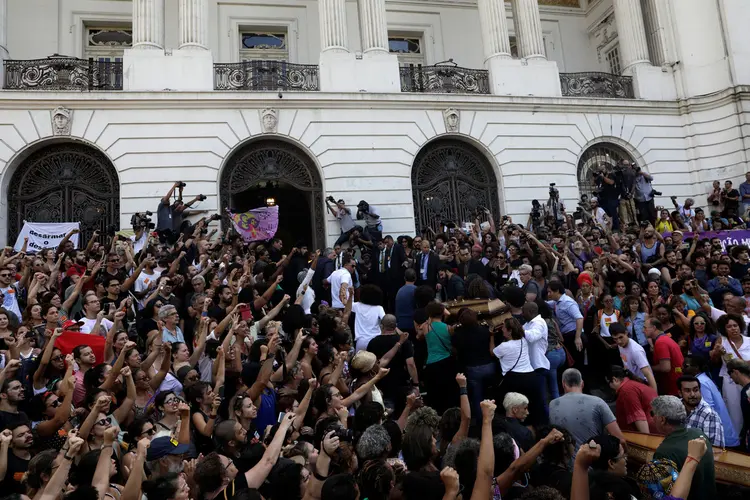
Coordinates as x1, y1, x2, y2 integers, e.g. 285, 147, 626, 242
0, 423, 32, 494
367, 315, 418, 416
722, 180, 741, 217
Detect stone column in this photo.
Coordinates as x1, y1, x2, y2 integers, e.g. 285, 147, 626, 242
613, 0, 651, 74
179, 0, 208, 50
511, 0, 546, 60
319, 0, 349, 53
132, 0, 165, 50
358, 0, 388, 53
477, 0, 512, 63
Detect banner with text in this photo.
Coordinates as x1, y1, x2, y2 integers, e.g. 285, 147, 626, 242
670, 230, 750, 252
227, 206, 279, 242
14, 222, 80, 252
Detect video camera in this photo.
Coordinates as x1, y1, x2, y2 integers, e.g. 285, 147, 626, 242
326, 195, 336, 204
131, 211, 155, 231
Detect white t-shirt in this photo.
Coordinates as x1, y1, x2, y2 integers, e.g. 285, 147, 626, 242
618, 339, 650, 382
599, 311, 619, 337
352, 302, 386, 352
329, 268, 353, 309
592, 207, 608, 226
0, 285, 22, 321
296, 269, 316, 315
493, 338, 534, 375
80, 317, 114, 335
134, 269, 157, 294
130, 232, 148, 255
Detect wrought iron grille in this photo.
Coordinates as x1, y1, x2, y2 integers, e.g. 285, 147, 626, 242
8, 143, 120, 245
412, 140, 500, 233
577, 143, 637, 199
559, 72, 635, 99
400, 61, 490, 94
4, 56, 123, 91
214, 60, 319, 91
220, 140, 325, 249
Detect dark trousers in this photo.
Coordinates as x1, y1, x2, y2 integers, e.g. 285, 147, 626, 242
335, 225, 364, 246
424, 356, 459, 416
601, 197, 621, 231
562, 331, 587, 370
636, 199, 656, 224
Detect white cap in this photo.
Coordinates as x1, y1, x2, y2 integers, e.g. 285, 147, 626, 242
648, 268, 661, 277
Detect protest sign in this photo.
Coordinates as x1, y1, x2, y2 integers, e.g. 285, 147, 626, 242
227, 206, 279, 242
13, 221, 79, 252
669, 230, 750, 252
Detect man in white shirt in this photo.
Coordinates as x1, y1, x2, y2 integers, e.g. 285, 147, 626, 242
296, 268, 316, 315
134, 256, 158, 299
522, 302, 551, 409
611, 323, 657, 392
329, 255, 355, 309
0, 267, 21, 321
79, 293, 114, 335
589, 197, 610, 227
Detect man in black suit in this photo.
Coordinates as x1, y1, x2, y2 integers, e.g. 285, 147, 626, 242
456, 244, 487, 280
377, 235, 406, 312
414, 239, 439, 289
311, 247, 336, 304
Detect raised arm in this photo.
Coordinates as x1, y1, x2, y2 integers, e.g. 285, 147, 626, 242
121, 439, 149, 500
341, 368, 390, 408
149, 343, 172, 391
271, 330, 304, 382
33, 328, 62, 390
40, 433, 83, 500
496, 428, 564, 496
452, 374, 470, 445
246, 413, 295, 488
470, 400, 496, 500
100, 340, 136, 391
112, 366, 136, 424
35, 370, 76, 437
254, 275, 283, 311
94, 427, 118, 500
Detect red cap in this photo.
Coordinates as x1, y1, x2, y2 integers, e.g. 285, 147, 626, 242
62, 319, 84, 331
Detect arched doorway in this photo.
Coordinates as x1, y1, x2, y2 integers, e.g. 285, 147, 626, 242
8, 143, 120, 245
577, 142, 638, 199
412, 139, 500, 232
220, 139, 325, 249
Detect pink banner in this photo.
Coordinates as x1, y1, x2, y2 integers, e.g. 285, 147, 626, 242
228, 206, 279, 242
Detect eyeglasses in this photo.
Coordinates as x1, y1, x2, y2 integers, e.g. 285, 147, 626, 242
693, 321, 706, 326
95, 418, 109, 426
0, 274, 10, 278
165, 397, 184, 405
140, 427, 156, 437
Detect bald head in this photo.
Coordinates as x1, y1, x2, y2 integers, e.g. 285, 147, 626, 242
522, 301, 539, 321
381, 314, 397, 332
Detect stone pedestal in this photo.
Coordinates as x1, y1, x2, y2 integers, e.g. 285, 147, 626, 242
487, 58, 562, 97
319, 51, 400, 93
123, 49, 214, 91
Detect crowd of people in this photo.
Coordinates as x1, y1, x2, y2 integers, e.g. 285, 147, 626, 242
0, 173, 748, 500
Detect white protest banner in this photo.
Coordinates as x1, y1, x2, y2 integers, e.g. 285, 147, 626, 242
14, 221, 80, 252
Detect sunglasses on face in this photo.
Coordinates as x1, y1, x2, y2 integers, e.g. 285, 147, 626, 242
140, 427, 156, 437
0, 274, 10, 278
95, 418, 109, 426
51, 355, 64, 362
166, 398, 183, 405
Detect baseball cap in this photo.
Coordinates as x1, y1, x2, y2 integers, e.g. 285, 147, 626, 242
62, 320, 85, 332
146, 436, 191, 461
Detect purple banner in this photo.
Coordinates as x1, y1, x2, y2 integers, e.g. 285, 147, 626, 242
227, 206, 279, 242
669, 230, 750, 252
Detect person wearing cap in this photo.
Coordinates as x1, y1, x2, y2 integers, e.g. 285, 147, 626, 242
146, 435, 192, 477
651, 395, 716, 500
589, 197, 609, 228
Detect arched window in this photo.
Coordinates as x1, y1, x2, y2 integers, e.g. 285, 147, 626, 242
412, 139, 499, 233
8, 142, 120, 244
577, 142, 637, 199
220, 139, 325, 249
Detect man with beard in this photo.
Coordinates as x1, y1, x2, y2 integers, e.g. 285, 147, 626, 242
0, 374, 27, 431
146, 436, 192, 477
214, 419, 252, 470
0, 423, 33, 493
638, 225, 665, 271
194, 414, 295, 500
679, 376, 724, 447
455, 244, 485, 280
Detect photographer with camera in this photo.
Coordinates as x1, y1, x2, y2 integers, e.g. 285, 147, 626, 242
356, 200, 383, 243
325, 196, 364, 247
130, 211, 155, 254
633, 166, 657, 224
156, 181, 205, 245
618, 160, 638, 227
593, 165, 621, 231
544, 184, 566, 229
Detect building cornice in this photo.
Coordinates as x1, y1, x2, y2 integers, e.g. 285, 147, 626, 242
0, 89, 681, 115
384, 0, 585, 16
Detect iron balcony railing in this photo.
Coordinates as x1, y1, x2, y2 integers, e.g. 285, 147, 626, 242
214, 60, 320, 91
400, 61, 490, 94
4, 56, 123, 91
559, 72, 635, 99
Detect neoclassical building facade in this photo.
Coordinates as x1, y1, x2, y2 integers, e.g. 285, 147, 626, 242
0, 0, 748, 246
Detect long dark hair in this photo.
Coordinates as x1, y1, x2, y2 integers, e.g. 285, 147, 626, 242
503, 317, 525, 340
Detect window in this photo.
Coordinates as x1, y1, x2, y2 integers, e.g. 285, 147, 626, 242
388, 34, 424, 66
84, 27, 132, 63
240, 31, 288, 61
605, 45, 621, 75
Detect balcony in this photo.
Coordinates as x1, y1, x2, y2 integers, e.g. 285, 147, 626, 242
214, 60, 320, 91
4, 56, 123, 91
399, 61, 490, 94
560, 72, 635, 99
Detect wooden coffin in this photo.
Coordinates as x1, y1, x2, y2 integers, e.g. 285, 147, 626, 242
623, 431, 750, 487
444, 298, 511, 328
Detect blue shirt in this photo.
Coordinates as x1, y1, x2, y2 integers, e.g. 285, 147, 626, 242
548, 294, 583, 334
162, 326, 185, 344
697, 372, 739, 447
740, 181, 750, 207
395, 284, 417, 330
707, 276, 742, 296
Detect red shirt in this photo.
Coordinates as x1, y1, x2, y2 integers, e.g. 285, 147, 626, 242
653, 334, 684, 395
615, 378, 658, 432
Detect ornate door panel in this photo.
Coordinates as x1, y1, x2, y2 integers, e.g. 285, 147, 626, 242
8, 144, 120, 245
220, 139, 325, 249
412, 140, 500, 232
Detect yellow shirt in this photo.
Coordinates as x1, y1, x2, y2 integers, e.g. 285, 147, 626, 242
655, 219, 674, 234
